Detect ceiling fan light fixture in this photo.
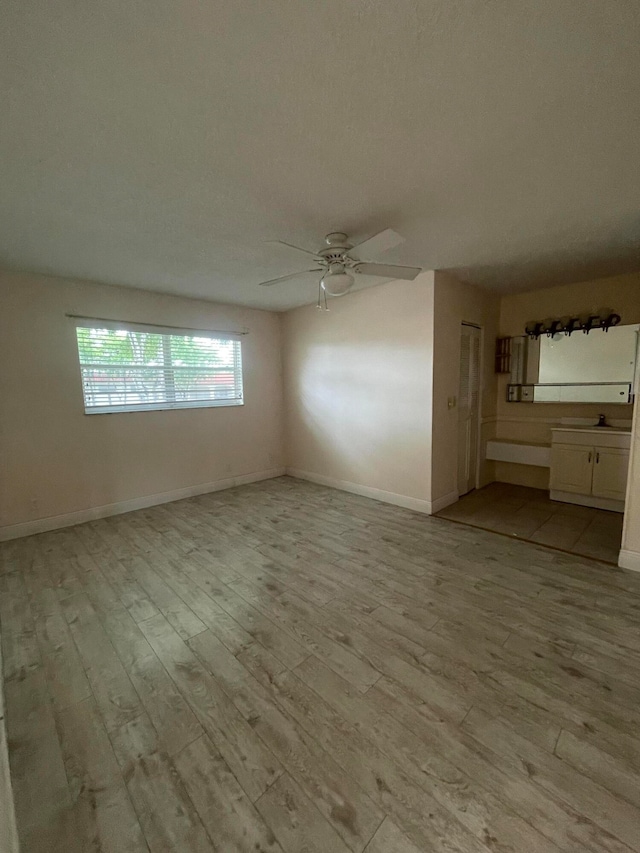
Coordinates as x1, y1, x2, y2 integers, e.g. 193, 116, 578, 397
320, 264, 354, 297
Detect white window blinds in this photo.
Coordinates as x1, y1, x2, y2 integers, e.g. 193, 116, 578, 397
75, 321, 244, 414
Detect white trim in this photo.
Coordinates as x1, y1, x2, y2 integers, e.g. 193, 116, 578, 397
621, 343, 640, 552
618, 549, 640, 573
550, 489, 625, 514
474, 324, 484, 491
0, 647, 19, 853
0, 468, 285, 542
286, 468, 435, 513
430, 490, 460, 513
496, 416, 562, 424
84, 398, 244, 415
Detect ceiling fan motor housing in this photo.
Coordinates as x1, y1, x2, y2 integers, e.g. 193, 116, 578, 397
324, 232, 350, 247
317, 234, 352, 267
320, 250, 348, 265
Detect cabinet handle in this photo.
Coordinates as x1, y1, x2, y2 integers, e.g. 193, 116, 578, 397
588, 452, 592, 463
596, 451, 600, 464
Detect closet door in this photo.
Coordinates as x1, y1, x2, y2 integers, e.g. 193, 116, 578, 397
457, 324, 481, 496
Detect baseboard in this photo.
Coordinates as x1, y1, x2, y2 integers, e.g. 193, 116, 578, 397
550, 490, 625, 514
0, 467, 286, 542
618, 549, 640, 573
430, 490, 459, 513
285, 468, 434, 514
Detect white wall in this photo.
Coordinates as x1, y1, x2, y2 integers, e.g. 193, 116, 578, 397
0, 271, 284, 538
282, 274, 435, 511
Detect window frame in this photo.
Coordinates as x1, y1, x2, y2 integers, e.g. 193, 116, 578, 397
73, 318, 245, 415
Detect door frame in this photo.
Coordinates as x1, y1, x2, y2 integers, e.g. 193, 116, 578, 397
619, 329, 640, 565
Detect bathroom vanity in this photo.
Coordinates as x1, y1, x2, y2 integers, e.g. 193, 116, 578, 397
550, 427, 631, 512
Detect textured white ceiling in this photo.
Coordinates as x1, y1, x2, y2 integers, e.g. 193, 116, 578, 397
1, 1, 639, 311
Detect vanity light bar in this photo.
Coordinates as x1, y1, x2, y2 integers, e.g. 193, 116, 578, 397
524, 311, 621, 340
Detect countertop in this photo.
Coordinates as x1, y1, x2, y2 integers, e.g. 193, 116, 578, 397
551, 426, 631, 435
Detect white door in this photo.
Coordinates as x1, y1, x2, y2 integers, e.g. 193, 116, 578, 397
549, 444, 594, 494
591, 447, 630, 501
457, 324, 482, 496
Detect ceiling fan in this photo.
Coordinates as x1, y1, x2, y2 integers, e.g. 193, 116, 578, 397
259, 230, 421, 308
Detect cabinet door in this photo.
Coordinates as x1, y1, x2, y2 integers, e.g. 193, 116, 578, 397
591, 447, 630, 501
550, 444, 594, 494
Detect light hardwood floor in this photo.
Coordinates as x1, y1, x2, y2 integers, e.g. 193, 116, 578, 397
2, 476, 640, 852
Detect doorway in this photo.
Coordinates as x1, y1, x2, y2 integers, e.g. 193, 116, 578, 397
457, 323, 482, 496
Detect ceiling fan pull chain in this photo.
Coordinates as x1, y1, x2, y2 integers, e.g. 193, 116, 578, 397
316, 278, 329, 311
317, 281, 327, 310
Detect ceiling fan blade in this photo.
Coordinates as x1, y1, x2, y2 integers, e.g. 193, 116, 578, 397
258, 269, 322, 287
267, 240, 319, 258
354, 262, 421, 281
350, 229, 404, 259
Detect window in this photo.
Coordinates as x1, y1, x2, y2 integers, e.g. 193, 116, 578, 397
75, 320, 243, 414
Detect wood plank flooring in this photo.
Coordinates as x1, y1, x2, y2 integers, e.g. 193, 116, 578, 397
2, 475, 640, 852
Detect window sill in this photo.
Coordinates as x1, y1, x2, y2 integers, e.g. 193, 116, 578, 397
83, 399, 244, 415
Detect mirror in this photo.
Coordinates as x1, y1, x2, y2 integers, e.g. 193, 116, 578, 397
508, 323, 639, 404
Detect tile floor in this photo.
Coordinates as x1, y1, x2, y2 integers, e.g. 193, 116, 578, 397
436, 482, 624, 565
